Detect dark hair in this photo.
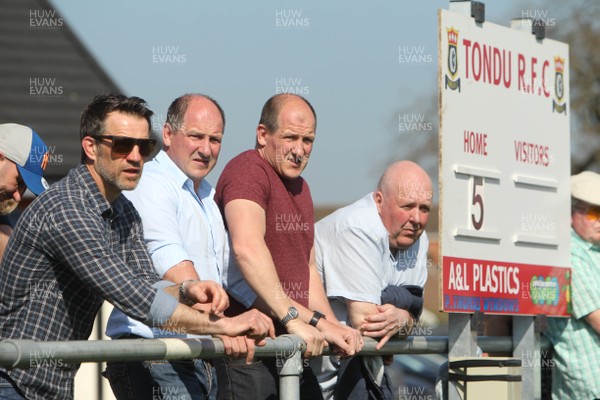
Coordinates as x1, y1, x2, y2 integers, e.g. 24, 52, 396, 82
571, 197, 590, 215
79, 94, 154, 162
258, 93, 317, 132
165, 93, 226, 132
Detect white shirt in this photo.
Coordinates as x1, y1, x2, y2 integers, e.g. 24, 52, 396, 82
315, 192, 428, 326
313, 192, 429, 398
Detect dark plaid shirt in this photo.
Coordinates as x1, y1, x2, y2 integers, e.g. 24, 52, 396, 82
0, 164, 161, 400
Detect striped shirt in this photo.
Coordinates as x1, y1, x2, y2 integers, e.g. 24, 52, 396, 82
546, 229, 600, 399
0, 164, 175, 400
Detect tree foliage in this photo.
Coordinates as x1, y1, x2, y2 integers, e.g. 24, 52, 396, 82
554, 1, 600, 172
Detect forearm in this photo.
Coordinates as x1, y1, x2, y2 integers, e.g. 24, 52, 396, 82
346, 300, 379, 329
234, 244, 293, 321
289, 298, 326, 326
348, 300, 414, 333
156, 284, 229, 335
162, 260, 200, 283
225, 199, 297, 322
163, 303, 230, 335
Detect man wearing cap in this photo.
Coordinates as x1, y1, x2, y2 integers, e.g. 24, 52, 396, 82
545, 171, 600, 399
0, 123, 49, 259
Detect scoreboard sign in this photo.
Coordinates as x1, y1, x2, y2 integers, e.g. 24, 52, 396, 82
438, 9, 571, 316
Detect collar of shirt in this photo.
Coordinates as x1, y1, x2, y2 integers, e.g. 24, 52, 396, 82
73, 163, 126, 219
571, 227, 600, 253
153, 150, 213, 204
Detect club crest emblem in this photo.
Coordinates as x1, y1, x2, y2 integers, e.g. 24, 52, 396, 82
445, 27, 461, 92
552, 56, 566, 114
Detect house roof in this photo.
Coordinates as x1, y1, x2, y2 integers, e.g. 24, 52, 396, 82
0, 0, 122, 183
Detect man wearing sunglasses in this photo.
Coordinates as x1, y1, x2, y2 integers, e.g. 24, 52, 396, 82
545, 171, 600, 399
105, 93, 268, 400
0, 94, 274, 400
0, 123, 49, 259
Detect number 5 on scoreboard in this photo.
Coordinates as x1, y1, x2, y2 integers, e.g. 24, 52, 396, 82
471, 176, 484, 230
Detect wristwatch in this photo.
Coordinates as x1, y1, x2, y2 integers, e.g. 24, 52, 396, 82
309, 311, 326, 327
280, 306, 299, 326
179, 280, 198, 306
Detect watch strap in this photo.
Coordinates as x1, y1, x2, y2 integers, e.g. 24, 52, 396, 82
309, 311, 326, 327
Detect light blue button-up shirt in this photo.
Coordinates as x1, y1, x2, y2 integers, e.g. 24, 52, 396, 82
106, 150, 227, 338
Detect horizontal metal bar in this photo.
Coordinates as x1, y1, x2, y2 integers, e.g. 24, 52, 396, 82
0, 335, 550, 370
449, 359, 521, 368
448, 372, 522, 382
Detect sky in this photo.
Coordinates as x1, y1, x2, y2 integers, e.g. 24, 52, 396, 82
50, 0, 540, 206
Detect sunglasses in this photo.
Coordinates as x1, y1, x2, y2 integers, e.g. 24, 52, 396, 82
93, 135, 157, 158
574, 205, 600, 222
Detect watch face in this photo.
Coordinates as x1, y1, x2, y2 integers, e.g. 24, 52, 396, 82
281, 306, 299, 325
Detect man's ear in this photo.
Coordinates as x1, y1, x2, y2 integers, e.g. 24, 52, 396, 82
256, 124, 269, 147
163, 123, 174, 148
373, 190, 384, 214
81, 137, 98, 162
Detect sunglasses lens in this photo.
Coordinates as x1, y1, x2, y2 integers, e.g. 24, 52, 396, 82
111, 138, 135, 154
138, 140, 156, 157
109, 138, 156, 157
586, 208, 600, 221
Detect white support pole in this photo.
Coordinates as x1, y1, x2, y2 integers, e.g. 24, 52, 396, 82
513, 316, 540, 400
448, 313, 478, 400
276, 335, 304, 400
449, 313, 478, 357
278, 350, 302, 400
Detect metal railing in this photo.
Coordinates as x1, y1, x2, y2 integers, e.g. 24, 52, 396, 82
0, 335, 548, 400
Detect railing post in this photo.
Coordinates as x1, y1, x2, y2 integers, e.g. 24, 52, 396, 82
513, 316, 540, 400
447, 313, 478, 400
276, 335, 304, 400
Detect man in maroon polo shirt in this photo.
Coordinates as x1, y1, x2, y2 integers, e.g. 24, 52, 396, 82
215, 93, 363, 399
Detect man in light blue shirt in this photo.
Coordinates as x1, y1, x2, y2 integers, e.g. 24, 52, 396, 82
105, 94, 272, 400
